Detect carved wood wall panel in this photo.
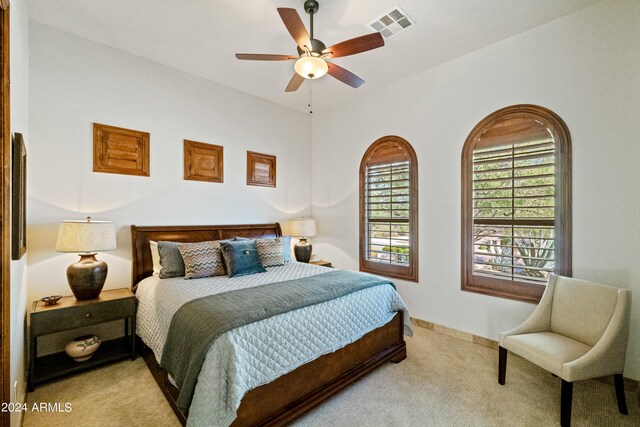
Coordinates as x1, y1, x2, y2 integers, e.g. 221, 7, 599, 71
93, 123, 150, 176
183, 140, 223, 183
246, 151, 276, 187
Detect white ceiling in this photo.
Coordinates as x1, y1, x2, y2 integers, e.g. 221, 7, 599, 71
27, 0, 602, 113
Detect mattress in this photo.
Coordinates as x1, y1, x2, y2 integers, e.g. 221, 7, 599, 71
136, 262, 410, 427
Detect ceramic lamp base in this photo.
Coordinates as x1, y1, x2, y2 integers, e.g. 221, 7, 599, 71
294, 239, 313, 263
67, 253, 107, 300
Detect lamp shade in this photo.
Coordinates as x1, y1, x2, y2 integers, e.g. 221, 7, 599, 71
55, 218, 117, 253
289, 218, 317, 238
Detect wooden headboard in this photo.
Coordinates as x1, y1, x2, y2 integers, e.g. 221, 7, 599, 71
130, 223, 282, 288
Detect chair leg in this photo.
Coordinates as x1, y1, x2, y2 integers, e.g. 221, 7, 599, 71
561, 380, 573, 427
614, 374, 628, 415
498, 346, 507, 385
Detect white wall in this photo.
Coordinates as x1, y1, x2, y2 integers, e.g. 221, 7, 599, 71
10, 0, 30, 424
27, 22, 312, 332
311, 0, 640, 379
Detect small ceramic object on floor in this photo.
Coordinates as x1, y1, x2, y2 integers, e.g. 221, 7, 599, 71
65, 335, 101, 362
40, 295, 62, 306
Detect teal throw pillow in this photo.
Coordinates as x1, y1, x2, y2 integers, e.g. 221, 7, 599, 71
219, 240, 266, 278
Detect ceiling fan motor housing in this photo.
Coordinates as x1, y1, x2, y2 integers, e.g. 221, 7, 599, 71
296, 38, 327, 56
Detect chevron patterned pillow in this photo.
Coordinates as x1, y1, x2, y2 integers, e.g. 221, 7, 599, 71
177, 241, 225, 279
255, 237, 286, 267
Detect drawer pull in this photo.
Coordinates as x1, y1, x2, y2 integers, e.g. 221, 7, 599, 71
85, 313, 91, 318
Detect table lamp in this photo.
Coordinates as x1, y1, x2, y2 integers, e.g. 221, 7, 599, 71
55, 217, 116, 300
289, 217, 317, 263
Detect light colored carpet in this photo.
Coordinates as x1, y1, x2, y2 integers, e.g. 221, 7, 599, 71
24, 327, 639, 426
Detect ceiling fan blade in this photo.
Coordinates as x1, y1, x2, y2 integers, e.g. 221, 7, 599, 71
277, 8, 311, 49
327, 62, 365, 88
323, 33, 384, 58
235, 53, 297, 61
285, 73, 305, 92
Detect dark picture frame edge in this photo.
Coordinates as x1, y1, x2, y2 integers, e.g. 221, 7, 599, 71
11, 132, 26, 260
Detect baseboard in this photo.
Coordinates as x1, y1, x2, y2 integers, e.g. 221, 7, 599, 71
13, 385, 26, 427
410, 316, 640, 401
12, 326, 29, 427
595, 373, 640, 396
410, 317, 498, 350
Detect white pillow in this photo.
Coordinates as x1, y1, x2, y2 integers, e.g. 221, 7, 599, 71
150, 240, 161, 276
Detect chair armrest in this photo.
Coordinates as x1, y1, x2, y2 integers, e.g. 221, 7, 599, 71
561, 289, 631, 381
499, 275, 557, 346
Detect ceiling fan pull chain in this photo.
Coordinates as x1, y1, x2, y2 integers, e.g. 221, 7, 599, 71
308, 82, 313, 115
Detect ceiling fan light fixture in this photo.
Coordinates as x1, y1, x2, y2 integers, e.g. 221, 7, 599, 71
294, 55, 328, 79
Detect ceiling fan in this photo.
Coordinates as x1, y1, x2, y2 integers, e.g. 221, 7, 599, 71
235, 0, 384, 92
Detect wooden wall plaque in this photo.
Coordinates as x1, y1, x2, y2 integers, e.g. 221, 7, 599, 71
247, 151, 276, 188
93, 123, 150, 176
184, 140, 223, 183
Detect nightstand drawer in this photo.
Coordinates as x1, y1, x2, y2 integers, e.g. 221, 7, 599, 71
31, 298, 135, 336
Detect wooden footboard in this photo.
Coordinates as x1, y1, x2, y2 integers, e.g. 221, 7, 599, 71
140, 312, 406, 426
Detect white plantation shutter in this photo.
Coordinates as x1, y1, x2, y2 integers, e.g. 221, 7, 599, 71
472, 139, 555, 284
365, 161, 411, 265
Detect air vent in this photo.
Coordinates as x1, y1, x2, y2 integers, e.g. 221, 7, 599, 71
368, 6, 415, 39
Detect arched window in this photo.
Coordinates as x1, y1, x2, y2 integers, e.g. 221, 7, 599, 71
461, 105, 571, 303
360, 136, 418, 282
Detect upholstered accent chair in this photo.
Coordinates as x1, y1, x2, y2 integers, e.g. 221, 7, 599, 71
498, 274, 632, 427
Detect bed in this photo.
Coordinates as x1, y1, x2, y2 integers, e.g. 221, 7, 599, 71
131, 223, 408, 426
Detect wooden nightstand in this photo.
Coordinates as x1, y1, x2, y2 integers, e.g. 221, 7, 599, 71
28, 288, 136, 391
310, 260, 332, 268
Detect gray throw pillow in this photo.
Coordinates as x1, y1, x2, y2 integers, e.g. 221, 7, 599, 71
255, 237, 286, 267
220, 240, 266, 278
157, 241, 185, 278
